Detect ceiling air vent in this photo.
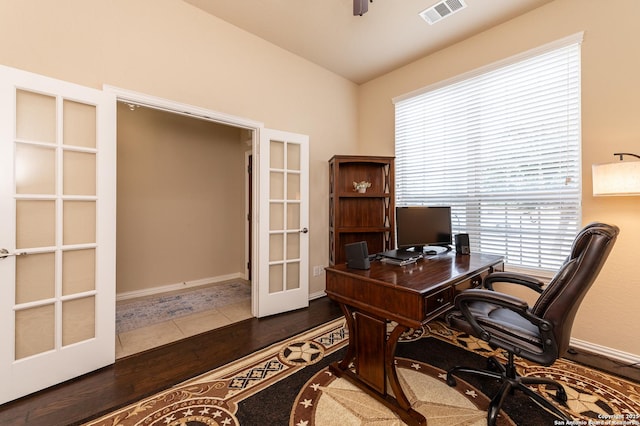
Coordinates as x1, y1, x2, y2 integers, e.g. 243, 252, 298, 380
419, 0, 467, 25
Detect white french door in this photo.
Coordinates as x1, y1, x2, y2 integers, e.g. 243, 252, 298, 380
255, 128, 309, 317
0, 65, 116, 403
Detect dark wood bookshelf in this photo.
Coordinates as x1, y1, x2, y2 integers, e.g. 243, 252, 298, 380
329, 155, 394, 265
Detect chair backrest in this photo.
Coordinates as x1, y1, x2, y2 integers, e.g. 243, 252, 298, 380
531, 222, 619, 355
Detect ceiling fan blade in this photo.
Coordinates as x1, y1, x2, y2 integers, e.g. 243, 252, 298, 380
353, 0, 368, 16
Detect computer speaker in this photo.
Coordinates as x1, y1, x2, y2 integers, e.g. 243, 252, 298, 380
455, 233, 470, 255
345, 241, 370, 270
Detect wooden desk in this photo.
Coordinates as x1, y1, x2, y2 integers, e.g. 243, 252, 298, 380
325, 252, 503, 425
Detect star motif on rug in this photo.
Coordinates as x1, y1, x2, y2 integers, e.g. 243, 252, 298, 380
318, 382, 487, 425
280, 341, 325, 365
564, 385, 606, 415
318, 386, 401, 422
456, 334, 496, 352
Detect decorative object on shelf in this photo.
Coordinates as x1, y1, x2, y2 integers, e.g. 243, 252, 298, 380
592, 152, 640, 196
353, 180, 372, 193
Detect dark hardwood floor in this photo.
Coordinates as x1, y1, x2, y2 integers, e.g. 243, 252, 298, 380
0, 297, 343, 426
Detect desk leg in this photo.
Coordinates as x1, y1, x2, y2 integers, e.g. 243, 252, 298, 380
330, 304, 426, 426
336, 303, 356, 371
386, 323, 412, 410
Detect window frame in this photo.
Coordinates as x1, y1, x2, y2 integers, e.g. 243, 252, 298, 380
393, 33, 583, 272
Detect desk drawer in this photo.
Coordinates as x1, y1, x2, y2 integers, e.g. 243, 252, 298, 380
424, 286, 453, 317
453, 264, 503, 295
454, 275, 483, 294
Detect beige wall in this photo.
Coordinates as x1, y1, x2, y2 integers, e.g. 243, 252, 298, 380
0, 0, 359, 296
116, 103, 246, 293
357, 0, 640, 356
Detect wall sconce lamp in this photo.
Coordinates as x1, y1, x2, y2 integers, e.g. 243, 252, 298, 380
592, 153, 640, 196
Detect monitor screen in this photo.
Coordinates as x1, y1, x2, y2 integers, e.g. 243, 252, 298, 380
396, 206, 452, 249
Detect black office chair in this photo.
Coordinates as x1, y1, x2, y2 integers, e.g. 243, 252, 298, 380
445, 222, 619, 425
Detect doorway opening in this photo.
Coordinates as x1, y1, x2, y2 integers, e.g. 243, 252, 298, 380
113, 99, 258, 358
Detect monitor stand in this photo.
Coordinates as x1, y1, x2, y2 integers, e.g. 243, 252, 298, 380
402, 245, 450, 255
420, 245, 450, 255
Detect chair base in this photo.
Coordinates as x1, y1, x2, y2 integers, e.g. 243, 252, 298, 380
446, 353, 571, 426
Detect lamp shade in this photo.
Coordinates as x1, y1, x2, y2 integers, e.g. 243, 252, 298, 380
592, 161, 640, 196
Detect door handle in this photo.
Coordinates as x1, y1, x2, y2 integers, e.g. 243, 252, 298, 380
300, 227, 309, 234
0, 248, 27, 260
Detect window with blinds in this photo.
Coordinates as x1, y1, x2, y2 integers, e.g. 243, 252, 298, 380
394, 35, 582, 271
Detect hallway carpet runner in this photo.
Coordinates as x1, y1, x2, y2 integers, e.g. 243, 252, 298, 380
84, 319, 640, 425
116, 280, 251, 333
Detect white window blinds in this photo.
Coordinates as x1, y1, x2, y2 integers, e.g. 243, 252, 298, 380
394, 37, 582, 271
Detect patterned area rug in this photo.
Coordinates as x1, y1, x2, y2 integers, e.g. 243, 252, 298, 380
116, 280, 251, 333
85, 319, 640, 426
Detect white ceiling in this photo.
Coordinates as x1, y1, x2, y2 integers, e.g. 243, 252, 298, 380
182, 0, 553, 84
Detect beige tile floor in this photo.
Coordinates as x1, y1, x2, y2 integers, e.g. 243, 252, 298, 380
115, 298, 253, 359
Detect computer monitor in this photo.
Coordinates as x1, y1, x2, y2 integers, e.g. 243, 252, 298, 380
396, 206, 452, 250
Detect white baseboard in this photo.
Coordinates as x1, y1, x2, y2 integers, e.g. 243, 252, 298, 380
116, 273, 247, 302
309, 290, 327, 301
570, 337, 640, 367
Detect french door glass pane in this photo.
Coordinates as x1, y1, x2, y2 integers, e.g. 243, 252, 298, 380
270, 140, 284, 169
15, 144, 56, 194
63, 100, 96, 148
63, 201, 96, 245
287, 143, 300, 170
269, 264, 283, 293
270, 203, 284, 230
63, 151, 96, 195
287, 233, 300, 259
15, 305, 55, 360
269, 234, 284, 262
270, 171, 284, 199
16, 90, 56, 143
287, 173, 300, 200
62, 249, 96, 295
16, 253, 55, 304
287, 204, 300, 229
16, 200, 55, 248
286, 262, 300, 290
62, 296, 95, 345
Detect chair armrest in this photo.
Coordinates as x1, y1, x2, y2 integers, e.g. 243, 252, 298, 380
484, 271, 545, 293
455, 288, 529, 314
454, 289, 555, 351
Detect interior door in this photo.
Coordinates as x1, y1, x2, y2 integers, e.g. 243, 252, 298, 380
255, 128, 309, 317
0, 65, 116, 403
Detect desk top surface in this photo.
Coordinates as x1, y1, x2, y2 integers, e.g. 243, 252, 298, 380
326, 252, 503, 294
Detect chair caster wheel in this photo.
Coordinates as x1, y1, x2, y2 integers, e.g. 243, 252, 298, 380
446, 374, 457, 387
487, 357, 500, 371
555, 386, 568, 403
